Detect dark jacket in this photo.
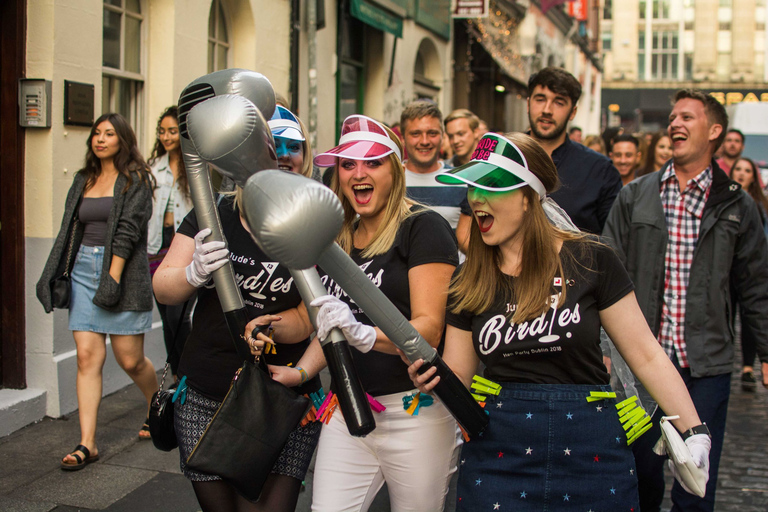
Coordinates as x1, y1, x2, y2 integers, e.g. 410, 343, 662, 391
37, 170, 154, 313
549, 136, 622, 234
603, 160, 768, 377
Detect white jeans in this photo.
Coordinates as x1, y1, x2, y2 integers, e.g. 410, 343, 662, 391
311, 390, 462, 512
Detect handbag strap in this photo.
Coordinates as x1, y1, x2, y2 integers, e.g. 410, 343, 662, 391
63, 219, 79, 277
157, 299, 190, 390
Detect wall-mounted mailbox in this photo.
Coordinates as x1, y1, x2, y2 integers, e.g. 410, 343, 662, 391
19, 78, 52, 128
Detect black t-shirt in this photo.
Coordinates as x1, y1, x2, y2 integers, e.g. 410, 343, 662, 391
176, 197, 317, 401
446, 240, 633, 385
318, 207, 459, 396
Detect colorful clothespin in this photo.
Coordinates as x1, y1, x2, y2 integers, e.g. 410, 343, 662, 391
367, 394, 386, 413
172, 375, 188, 405
402, 392, 434, 416
616, 396, 652, 445
586, 390, 617, 402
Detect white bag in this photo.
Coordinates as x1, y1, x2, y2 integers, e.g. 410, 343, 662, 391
653, 415, 708, 497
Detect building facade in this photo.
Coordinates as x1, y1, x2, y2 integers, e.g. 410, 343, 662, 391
601, 0, 768, 132
451, 0, 603, 135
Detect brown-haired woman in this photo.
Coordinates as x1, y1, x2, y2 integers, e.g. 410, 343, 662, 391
407, 132, 708, 510
37, 113, 157, 470
638, 131, 673, 177
730, 157, 768, 390
147, 106, 194, 378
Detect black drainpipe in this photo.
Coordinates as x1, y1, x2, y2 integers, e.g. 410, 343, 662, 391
289, 0, 301, 112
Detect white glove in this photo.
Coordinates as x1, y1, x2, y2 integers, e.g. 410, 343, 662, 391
310, 295, 376, 353
185, 228, 229, 288
667, 433, 711, 495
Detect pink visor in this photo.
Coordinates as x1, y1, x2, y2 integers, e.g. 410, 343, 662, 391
314, 115, 401, 168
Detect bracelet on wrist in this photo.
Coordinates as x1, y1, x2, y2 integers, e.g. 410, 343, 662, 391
295, 366, 309, 385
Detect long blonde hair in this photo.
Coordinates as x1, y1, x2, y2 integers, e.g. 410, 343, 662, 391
330, 124, 418, 257
450, 132, 589, 324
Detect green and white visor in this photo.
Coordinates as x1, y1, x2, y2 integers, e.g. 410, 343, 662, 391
436, 133, 546, 199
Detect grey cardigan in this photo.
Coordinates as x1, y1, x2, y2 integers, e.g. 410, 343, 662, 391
603, 160, 768, 377
37, 170, 154, 313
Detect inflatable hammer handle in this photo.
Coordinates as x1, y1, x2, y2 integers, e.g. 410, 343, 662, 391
181, 137, 250, 361
317, 243, 488, 437
290, 268, 376, 437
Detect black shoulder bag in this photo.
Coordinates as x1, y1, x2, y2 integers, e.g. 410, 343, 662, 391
185, 350, 311, 502
50, 219, 79, 309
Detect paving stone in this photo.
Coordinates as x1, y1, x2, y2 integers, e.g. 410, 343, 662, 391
7, 463, 156, 510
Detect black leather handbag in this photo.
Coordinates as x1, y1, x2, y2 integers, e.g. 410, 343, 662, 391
186, 358, 311, 502
149, 364, 178, 451
50, 220, 78, 309
148, 301, 190, 451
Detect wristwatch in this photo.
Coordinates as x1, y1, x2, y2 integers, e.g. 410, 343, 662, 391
681, 423, 711, 440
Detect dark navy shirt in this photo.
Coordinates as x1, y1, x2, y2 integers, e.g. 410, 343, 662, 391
549, 136, 622, 234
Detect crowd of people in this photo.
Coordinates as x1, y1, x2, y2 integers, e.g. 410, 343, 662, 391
35, 65, 768, 512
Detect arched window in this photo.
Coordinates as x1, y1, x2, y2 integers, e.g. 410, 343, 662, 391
208, 0, 230, 73
102, 0, 144, 134
413, 39, 441, 100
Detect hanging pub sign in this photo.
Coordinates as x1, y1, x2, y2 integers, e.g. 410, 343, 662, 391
453, 0, 489, 18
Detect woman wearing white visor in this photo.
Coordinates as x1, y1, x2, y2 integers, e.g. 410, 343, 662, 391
406, 132, 708, 511
274, 115, 462, 512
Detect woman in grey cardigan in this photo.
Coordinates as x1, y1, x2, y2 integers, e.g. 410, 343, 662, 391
37, 113, 158, 471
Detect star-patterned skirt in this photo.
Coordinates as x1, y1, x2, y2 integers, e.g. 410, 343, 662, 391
456, 383, 640, 512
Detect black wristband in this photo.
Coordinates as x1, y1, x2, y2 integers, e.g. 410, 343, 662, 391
681, 423, 711, 440
251, 323, 273, 340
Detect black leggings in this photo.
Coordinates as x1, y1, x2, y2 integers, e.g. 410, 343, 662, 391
191, 474, 303, 512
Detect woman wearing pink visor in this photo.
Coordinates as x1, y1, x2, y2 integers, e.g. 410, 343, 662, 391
284, 115, 462, 511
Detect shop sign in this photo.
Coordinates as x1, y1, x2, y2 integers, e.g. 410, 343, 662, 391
709, 91, 768, 106
568, 0, 588, 21
453, 0, 489, 18
351, 0, 403, 38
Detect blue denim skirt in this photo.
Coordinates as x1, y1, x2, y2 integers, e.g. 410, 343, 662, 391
457, 383, 640, 511
68, 245, 152, 334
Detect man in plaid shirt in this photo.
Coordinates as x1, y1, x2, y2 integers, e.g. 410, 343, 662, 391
604, 89, 768, 512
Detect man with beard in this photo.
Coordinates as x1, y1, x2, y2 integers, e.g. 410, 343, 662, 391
715, 128, 744, 174
526, 67, 621, 233
401, 100, 471, 252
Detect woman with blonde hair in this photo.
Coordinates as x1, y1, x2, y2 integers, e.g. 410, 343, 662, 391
407, 132, 709, 511
273, 115, 462, 512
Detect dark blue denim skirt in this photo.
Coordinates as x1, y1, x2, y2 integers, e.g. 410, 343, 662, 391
457, 383, 640, 511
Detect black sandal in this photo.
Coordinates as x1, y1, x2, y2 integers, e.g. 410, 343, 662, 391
139, 417, 151, 440
61, 444, 99, 471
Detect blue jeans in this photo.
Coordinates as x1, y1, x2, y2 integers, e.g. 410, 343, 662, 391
632, 355, 731, 512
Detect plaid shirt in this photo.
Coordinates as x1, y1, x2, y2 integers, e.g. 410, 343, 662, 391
659, 163, 713, 367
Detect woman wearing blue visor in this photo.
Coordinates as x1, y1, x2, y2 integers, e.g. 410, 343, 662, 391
154, 105, 320, 512
270, 105, 313, 178
406, 132, 709, 511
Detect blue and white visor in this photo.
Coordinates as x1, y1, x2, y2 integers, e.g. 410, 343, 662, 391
269, 106, 305, 142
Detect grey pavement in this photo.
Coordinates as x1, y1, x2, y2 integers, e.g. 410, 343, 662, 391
1, 359, 765, 511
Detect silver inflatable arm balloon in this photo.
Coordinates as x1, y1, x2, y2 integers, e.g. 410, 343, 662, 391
242, 171, 489, 438
179, 70, 375, 436
177, 69, 276, 360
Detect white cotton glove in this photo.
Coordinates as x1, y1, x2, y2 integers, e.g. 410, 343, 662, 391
310, 295, 377, 353
667, 434, 711, 497
185, 228, 230, 288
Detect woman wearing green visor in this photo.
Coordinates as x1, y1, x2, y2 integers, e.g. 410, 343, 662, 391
405, 132, 707, 510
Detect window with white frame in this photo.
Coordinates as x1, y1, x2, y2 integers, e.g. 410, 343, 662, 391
651, 30, 678, 80
102, 0, 143, 135
208, 0, 230, 73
